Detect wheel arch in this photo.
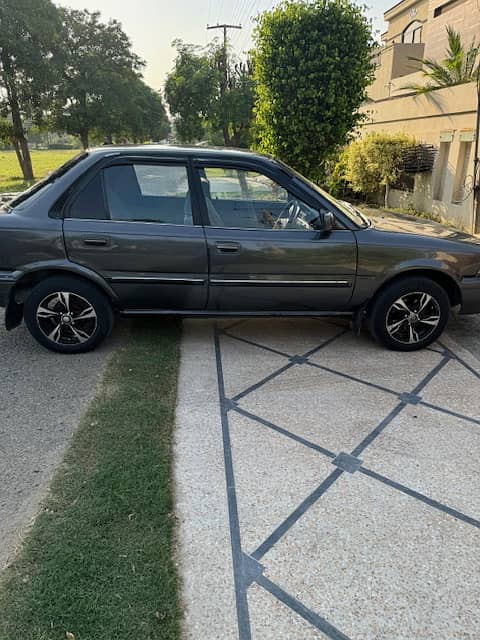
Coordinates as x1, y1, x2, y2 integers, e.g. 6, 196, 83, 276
11, 263, 118, 306
367, 268, 462, 315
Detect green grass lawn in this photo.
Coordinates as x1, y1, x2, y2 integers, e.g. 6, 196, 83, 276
0, 319, 182, 640
0, 149, 79, 193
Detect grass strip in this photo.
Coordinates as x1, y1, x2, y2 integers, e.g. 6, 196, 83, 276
0, 318, 182, 640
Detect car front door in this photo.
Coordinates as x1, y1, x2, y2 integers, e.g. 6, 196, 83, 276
63, 158, 208, 310
194, 162, 357, 312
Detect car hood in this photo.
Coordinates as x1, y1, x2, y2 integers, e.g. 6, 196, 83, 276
368, 210, 480, 246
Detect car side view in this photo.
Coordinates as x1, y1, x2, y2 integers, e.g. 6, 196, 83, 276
0, 145, 480, 353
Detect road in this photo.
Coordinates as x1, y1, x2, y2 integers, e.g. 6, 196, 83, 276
0, 311, 125, 569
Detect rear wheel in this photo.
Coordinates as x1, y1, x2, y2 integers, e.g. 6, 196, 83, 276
369, 277, 450, 351
24, 276, 114, 353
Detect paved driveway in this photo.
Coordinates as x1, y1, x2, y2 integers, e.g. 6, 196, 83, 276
175, 318, 480, 639
0, 311, 122, 569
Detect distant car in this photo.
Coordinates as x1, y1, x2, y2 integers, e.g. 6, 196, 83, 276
0, 145, 480, 353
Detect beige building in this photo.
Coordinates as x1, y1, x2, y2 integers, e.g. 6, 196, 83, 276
362, 0, 479, 232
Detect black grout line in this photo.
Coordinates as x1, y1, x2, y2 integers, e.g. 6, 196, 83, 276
214, 326, 252, 640
360, 467, 480, 529
232, 405, 337, 459
234, 399, 480, 532
232, 361, 296, 402
223, 330, 293, 359
411, 354, 451, 394
350, 402, 407, 458
230, 328, 349, 402
438, 340, 480, 380
306, 360, 400, 397
418, 400, 480, 427
256, 574, 352, 640
251, 468, 344, 561
212, 320, 480, 637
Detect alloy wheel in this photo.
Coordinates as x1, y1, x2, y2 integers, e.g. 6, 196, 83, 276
36, 291, 98, 345
386, 291, 441, 345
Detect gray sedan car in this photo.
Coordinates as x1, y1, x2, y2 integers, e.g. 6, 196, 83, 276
1, 145, 479, 353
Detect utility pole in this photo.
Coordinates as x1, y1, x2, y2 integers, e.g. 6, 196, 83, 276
207, 23, 242, 94
473, 65, 480, 234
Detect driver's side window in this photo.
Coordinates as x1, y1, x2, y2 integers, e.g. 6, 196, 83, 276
201, 167, 319, 230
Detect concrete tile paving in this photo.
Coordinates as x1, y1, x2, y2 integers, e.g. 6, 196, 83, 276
175, 318, 480, 639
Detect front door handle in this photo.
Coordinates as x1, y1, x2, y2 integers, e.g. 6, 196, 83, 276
215, 241, 241, 253
82, 237, 109, 247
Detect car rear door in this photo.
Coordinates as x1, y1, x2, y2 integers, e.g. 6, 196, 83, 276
194, 161, 357, 312
63, 157, 208, 310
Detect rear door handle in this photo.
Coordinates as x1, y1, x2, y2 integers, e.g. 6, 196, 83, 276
82, 237, 109, 247
215, 241, 241, 253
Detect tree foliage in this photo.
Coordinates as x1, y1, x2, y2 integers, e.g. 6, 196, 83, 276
164, 40, 254, 146
165, 41, 218, 143
0, 0, 62, 179
253, 0, 375, 181
405, 26, 479, 93
54, 8, 168, 148
340, 132, 416, 206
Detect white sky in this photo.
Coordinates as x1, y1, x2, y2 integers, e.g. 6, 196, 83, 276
62, 0, 387, 91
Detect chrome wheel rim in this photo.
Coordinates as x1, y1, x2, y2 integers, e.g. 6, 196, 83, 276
386, 291, 441, 345
36, 291, 97, 345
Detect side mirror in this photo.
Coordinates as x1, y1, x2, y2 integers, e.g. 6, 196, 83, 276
321, 211, 335, 232
305, 209, 335, 231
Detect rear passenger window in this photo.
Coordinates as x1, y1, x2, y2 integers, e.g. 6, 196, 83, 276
68, 173, 108, 219
103, 163, 193, 224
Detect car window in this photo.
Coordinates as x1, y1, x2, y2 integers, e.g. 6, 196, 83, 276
201, 167, 319, 230
103, 163, 193, 224
68, 172, 108, 219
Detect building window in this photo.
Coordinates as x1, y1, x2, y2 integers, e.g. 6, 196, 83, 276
433, 141, 451, 201
434, 0, 462, 17
452, 141, 473, 204
402, 20, 423, 43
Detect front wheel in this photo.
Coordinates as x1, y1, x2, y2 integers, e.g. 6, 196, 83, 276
24, 276, 114, 353
369, 277, 450, 351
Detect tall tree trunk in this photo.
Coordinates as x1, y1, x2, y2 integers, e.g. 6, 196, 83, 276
79, 128, 89, 149
384, 183, 390, 208
222, 124, 232, 147
1, 51, 34, 181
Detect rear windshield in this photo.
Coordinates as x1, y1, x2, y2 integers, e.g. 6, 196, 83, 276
7, 152, 89, 210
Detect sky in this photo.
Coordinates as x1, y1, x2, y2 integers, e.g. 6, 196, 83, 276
62, 0, 388, 91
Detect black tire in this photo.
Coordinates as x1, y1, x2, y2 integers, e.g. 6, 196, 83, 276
24, 276, 114, 353
369, 276, 450, 351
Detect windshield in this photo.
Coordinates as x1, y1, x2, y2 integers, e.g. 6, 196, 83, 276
7, 152, 89, 210
274, 159, 370, 228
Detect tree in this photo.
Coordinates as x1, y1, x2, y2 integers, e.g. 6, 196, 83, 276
252, 0, 375, 182
0, 0, 62, 180
164, 41, 218, 143
164, 40, 255, 146
115, 79, 170, 143
405, 26, 479, 93
216, 61, 255, 147
341, 132, 416, 206
54, 8, 143, 149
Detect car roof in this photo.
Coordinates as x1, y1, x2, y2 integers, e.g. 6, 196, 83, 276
88, 144, 275, 163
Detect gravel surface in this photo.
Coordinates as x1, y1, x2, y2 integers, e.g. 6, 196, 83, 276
0, 312, 126, 569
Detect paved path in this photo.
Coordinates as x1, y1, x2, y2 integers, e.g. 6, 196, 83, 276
175, 318, 480, 639
0, 311, 122, 569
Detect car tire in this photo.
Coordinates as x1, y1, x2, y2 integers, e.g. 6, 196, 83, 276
24, 276, 114, 353
369, 276, 450, 351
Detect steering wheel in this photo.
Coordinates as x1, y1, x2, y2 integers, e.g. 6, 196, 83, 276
272, 199, 300, 229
